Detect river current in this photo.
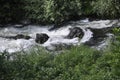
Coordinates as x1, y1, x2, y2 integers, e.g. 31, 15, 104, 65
0, 19, 119, 53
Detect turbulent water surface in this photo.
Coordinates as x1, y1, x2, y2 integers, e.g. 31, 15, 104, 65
0, 19, 120, 53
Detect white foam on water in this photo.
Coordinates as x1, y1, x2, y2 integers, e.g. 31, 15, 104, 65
79, 18, 89, 23
80, 29, 93, 43
0, 38, 35, 53
0, 19, 119, 53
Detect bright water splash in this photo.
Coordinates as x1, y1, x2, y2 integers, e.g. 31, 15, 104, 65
0, 38, 35, 53
0, 19, 119, 53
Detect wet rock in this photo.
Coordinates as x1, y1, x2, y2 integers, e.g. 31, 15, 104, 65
89, 27, 113, 38
35, 33, 49, 44
84, 37, 105, 46
45, 43, 73, 51
49, 21, 68, 31
84, 27, 115, 46
0, 24, 4, 27
20, 19, 31, 25
49, 23, 62, 31
14, 20, 31, 28
67, 27, 84, 39
0, 34, 31, 40
13, 24, 25, 28
15, 34, 31, 40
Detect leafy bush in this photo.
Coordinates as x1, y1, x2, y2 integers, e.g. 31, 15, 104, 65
20, 0, 120, 23
25, 0, 82, 25
80, 0, 94, 15
92, 0, 120, 18
0, 0, 120, 25
25, 0, 52, 23
53, 0, 81, 26
1, 44, 120, 80
0, 0, 25, 24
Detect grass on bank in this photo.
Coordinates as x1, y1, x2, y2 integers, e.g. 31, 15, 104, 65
0, 44, 120, 80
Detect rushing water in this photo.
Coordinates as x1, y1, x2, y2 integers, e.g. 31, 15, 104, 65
0, 19, 119, 53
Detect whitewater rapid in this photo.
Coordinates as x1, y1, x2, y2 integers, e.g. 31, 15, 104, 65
0, 19, 119, 53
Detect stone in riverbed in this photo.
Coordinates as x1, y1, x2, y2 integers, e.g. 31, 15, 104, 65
15, 34, 31, 40
14, 20, 31, 28
14, 24, 25, 28
35, 33, 49, 44
0, 34, 31, 40
67, 27, 84, 39
88, 27, 113, 38
84, 27, 115, 46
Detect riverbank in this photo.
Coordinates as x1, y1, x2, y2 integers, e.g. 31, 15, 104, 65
1, 42, 120, 80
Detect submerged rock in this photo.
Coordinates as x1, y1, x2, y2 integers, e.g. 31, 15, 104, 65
35, 33, 49, 44
84, 27, 115, 46
67, 27, 84, 39
13, 24, 25, 28
89, 27, 113, 38
84, 37, 106, 46
0, 34, 31, 40
46, 43, 73, 51
15, 34, 31, 40
14, 20, 31, 28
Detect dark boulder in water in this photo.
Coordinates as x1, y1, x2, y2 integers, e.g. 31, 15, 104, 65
67, 27, 84, 39
35, 33, 49, 44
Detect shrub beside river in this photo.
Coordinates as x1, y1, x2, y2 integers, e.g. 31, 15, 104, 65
0, 0, 120, 25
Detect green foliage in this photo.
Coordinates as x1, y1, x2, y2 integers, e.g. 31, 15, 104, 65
0, 0, 25, 24
81, 0, 94, 15
25, 0, 52, 23
92, 0, 120, 18
1, 44, 120, 80
110, 28, 120, 53
0, 0, 120, 25
53, 0, 81, 25
0, 52, 15, 80
24, 0, 82, 25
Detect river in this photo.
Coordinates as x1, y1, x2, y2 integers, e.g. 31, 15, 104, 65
0, 18, 120, 53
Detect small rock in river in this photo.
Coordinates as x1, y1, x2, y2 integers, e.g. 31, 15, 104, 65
67, 27, 84, 39
35, 33, 49, 44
